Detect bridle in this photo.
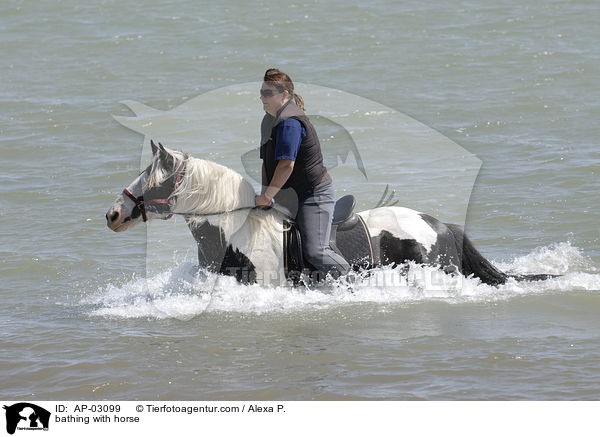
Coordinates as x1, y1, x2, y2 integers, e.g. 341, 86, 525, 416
120, 158, 275, 222
122, 160, 185, 222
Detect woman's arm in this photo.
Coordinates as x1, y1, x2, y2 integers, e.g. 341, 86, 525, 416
256, 159, 295, 207
265, 159, 294, 199
261, 163, 267, 195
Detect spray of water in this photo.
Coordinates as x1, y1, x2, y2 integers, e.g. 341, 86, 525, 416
83, 242, 600, 320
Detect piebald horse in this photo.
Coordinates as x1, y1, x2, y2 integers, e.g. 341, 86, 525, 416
106, 141, 553, 286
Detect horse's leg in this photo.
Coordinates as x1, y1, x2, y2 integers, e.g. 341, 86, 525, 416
218, 245, 256, 284
359, 207, 433, 268
377, 230, 426, 266
187, 220, 227, 272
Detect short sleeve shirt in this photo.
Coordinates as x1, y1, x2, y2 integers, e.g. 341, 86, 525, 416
260, 118, 306, 161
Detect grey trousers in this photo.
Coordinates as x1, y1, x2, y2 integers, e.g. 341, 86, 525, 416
296, 183, 351, 278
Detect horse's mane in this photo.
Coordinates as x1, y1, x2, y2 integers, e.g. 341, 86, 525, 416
169, 154, 283, 251
173, 156, 255, 215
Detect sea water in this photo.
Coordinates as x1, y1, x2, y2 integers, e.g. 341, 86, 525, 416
1, 0, 599, 400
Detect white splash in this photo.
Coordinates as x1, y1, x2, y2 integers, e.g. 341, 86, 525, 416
494, 241, 596, 275
85, 242, 600, 319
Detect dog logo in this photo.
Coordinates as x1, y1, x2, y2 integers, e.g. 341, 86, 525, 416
3, 403, 50, 434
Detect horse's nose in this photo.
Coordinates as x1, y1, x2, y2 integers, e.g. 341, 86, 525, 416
106, 209, 120, 225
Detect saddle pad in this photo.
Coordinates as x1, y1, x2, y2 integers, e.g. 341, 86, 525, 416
335, 214, 373, 269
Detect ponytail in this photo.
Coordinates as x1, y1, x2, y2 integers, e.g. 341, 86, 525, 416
293, 93, 305, 112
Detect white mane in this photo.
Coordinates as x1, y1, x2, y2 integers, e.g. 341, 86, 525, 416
171, 156, 283, 255
173, 157, 255, 215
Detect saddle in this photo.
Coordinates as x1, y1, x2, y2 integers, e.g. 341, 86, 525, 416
283, 195, 379, 281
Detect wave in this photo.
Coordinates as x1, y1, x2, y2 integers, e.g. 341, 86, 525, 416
83, 242, 600, 320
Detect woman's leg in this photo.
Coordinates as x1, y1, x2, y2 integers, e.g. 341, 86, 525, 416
296, 184, 350, 279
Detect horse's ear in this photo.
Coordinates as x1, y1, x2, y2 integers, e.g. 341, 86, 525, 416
150, 139, 159, 156
157, 142, 175, 169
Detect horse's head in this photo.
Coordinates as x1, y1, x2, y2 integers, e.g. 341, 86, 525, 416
106, 140, 187, 232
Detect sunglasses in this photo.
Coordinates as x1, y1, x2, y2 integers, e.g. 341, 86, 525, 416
260, 88, 283, 98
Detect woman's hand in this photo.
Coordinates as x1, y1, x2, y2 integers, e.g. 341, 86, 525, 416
255, 194, 274, 209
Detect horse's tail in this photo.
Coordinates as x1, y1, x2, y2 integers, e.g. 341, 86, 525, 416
506, 273, 561, 281
444, 223, 508, 285
445, 224, 561, 285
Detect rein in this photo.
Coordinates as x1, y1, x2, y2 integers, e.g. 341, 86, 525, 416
167, 205, 258, 218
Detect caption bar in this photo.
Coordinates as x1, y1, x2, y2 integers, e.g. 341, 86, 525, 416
1, 402, 287, 436
1, 401, 596, 436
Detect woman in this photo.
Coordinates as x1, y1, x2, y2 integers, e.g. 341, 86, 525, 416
255, 68, 350, 280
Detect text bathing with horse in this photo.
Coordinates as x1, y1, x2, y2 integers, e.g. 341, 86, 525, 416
106, 68, 554, 287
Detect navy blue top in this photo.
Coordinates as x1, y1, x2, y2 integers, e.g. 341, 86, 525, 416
260, 118, 306, 161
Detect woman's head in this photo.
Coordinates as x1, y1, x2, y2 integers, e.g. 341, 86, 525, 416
260, 68, 305, 115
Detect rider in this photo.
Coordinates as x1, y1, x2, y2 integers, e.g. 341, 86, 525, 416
255, 68, 350, 280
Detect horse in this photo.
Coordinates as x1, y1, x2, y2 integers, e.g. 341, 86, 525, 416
106, 141, 554, 287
